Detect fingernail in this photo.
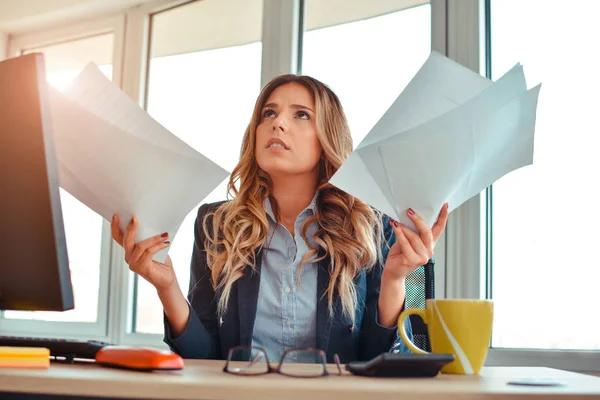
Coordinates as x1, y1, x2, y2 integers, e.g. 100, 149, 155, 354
161, 232, 168, 238
407, 208, 415, 216
130, 217, 135, 225
164, 241, 170, 245
112, 214, 116, 221
393, 220, 399, 228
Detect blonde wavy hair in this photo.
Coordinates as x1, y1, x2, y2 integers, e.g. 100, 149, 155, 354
203, 74, 383, 325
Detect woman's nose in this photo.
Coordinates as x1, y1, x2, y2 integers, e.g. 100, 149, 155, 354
273, 113, 288, 132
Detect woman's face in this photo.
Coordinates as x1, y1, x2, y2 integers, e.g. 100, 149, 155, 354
255, 82, 323, 180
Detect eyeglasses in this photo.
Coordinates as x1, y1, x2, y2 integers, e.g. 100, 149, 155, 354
223, 345, 342, 378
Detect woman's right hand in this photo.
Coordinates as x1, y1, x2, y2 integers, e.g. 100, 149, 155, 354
111, 214, 176, 292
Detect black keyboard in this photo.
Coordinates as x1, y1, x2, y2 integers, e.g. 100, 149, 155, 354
0, 336, 111, 361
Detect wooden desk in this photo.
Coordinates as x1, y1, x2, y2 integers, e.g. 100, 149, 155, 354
1, 360, 600, 399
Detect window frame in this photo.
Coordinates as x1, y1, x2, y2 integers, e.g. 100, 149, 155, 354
1, 0, 447, 346
440, 0, 600, 374
1, 15, 125, 341
124, 0, 442, 344
5, 0, 596, 374
114, 0, 305, 346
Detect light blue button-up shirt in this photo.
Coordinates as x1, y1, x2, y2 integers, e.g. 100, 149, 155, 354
251, 194, 320, 363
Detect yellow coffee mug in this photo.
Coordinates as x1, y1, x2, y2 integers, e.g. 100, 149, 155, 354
398, 299, 494, 375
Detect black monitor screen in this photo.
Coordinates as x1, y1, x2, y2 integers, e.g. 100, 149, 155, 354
0, 53, 74, 312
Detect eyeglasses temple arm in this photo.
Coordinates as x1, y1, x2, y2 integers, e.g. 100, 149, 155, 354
334, 354, 342, 375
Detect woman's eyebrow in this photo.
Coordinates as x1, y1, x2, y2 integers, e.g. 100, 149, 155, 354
262, 103, 315, 113
291, 104, 315, 113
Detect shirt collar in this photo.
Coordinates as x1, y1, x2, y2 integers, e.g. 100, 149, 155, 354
264, 191, 319, 223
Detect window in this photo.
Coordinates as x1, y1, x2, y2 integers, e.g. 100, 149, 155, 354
301, 0, 435, 303
487, 0, 600, 350
4, 33, 114, 324
302, 0, 431, 146
136, 0, 263, 334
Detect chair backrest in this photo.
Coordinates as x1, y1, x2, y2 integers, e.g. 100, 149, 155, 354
404, 261, 434, 351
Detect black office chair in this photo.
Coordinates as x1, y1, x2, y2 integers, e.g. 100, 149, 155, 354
404, 261, 434, 352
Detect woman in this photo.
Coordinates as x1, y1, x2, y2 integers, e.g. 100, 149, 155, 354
111, 74, 448, 364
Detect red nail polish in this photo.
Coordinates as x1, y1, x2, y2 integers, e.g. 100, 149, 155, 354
408, 208, 415, 216
164, 241, 170, 245
161, 232, 168, 238
393, 220, 399, 228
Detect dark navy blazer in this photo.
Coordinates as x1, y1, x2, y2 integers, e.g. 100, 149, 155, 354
163, 201, 414, 364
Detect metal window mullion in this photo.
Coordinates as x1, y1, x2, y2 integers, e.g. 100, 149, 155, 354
441, 0, 483, 300
260, 0, 302, 87
95, 223, 114, 337
430, 0, 448, 299
91, 14, 128, 341
295, 0, 306, 75
483, 0, 494, 302
431, 0, 447, 56
106, 6, 152, 344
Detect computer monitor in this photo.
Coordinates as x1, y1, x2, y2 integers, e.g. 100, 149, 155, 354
0, 53, 74, 312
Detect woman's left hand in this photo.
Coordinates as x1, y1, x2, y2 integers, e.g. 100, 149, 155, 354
383, 204, 449, 282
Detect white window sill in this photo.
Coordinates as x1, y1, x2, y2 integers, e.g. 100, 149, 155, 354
486, 348, 600, 373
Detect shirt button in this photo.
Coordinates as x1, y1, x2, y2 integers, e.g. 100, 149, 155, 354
285, 287, 291, 293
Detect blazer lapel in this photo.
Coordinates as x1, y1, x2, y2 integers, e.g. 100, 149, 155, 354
316, 250, 339, 354
237, 249, 263, 347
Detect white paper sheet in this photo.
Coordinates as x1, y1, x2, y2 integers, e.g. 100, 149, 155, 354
63, 64, 200, 159
329, 51, 541, 231
48, 65, 230, 262
359, 51, 494, 148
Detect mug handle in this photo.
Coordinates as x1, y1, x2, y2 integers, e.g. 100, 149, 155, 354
398, 308, 429, 355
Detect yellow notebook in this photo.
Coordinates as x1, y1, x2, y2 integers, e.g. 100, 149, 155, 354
0, 346, 50, 369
